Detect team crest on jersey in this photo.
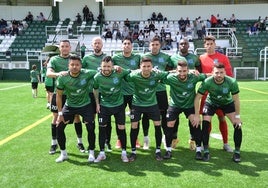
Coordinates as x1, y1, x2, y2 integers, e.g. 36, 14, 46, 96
188, 59, 193, 65
158, 57, 164, 64
187, 83, 194, 88
80, 79, 86, 85
222, 87, 228, 94
150, 80, 155, 85
130, 60, 136, 66
113, 77, 119, 84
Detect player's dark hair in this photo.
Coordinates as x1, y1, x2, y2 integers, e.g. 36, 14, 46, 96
69, 54, 81, 63
122, 36, 133, 43
214, 63, 225, 69
140, 56, 152, 64
177, 60, 188, 67
102, 56, 113, 64
150, 36, 161, 43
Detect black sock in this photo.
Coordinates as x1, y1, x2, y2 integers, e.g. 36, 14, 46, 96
193, 124, 202, 147
130, 128, 138, 151
188, 120, 194, 140
74, 122, 82, 138
106, 120, 112, 144
165, 126, 173, 147
160, 110, 167, 135
99, 126, 106, 151
86, 122, 95, 150
51, 123, 57, 140
172, 118, 179, 139
154, 125, 162, 150
233, 124, 242, 150
118, 128, 127, 150
202, 120, 210, 150
57, 122, 67, 150
142, 114, 149, 136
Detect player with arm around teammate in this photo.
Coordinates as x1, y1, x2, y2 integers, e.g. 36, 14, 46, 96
163, 60, 206, 160
55, 55, 97, 163
193, 63, 243, 162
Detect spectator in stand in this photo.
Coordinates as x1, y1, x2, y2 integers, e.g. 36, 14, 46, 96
82, 5, 89, 21
185, 24, 192, 36
178, 17, 186, 33
133, 22, 139, 33
230, 13, 237, 26
25, 11, 34, 23
151, 12, 157, 21
164, 25, 171, 37
210, 14, 218, 28
115, 29, 122, 41
185, 17, 190, 26
0, 27, 8, 36
112, 21, 119, 34
97, 13, 104, 25
138, 30, 145, 47
157, 12, 164, 21
149, 21, 156, 32
88, 11, 94, 22
10, 24, 19, 36
216, 14, 222, 26
160, 26, 165, 42
122, 26, 130, 38
124, 18, 130, 29
206, 19, 211, 29
37, 12, 46, 21
162, 34, 173, 50
76, 13, 82, 24
196, 19, 203, 39
104, 28, 113, 41
222, 18, 228, 27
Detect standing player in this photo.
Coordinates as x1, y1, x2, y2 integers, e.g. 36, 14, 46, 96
193, 63, 242, 162
126, 57, 169, 161
141, 37, 173, 150
43, 57, 54, 109
163, 61, 206, 160
46, 40, 85, 154
30, 64, 40, 98
93, 56, 130, 163
112, 36, 141, 149
55, 55, 97, 162
170, 38, 201, 150
82, 36, 108, 151
199, 35, 233, 152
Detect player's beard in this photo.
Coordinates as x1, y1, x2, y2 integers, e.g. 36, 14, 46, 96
214, 76, 224, 84
94, 48, 101, 54
102, 70, 112, 76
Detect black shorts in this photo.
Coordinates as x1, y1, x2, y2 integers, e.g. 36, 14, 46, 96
130, 104, 160, 122
89, 92, 96, 114
45, 85, 54, 93
98, 104, 125, 126
62, 103, 94, 124
156, 90, 168, 111
31, 82, 38, 89
203, 102, 235, 116
50, 93, 67, 113
166, 106, 195, 121
124, 95, 133, 110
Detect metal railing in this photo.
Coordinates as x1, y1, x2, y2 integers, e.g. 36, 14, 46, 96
205, 27, 238, 47
226, 47, 243, 58
259, 46, 268, 80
